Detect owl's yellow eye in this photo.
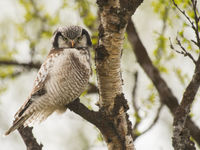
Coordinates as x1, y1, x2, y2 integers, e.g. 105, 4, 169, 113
62, 36, 68, 42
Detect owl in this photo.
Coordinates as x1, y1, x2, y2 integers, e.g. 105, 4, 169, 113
5, 25, 92, 135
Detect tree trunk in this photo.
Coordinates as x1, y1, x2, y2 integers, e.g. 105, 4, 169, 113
95, 0, 143, 149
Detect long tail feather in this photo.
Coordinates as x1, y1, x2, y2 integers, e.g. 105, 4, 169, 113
5, 115, 29, 135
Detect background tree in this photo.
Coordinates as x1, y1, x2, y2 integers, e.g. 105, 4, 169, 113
1, 0, 200, 150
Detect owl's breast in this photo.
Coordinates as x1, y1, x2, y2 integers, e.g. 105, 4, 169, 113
45, 48, 91, 106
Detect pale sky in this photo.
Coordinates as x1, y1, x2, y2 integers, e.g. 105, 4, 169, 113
0, 0, 200, 150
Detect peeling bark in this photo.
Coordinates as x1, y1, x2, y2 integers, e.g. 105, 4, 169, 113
96, 0, 143, 149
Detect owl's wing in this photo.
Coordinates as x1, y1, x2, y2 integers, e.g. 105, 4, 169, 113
14, 49, 63, 119
5, 49, 64, 135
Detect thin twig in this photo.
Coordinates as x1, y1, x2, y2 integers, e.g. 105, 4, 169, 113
132, 72, 140, 133
169, 37, 197, 64
172, 0, 200, 49
191, 0, 200, 49
171, 0, 195, 31
131, 71, 163, 140
140, 104, 163, 136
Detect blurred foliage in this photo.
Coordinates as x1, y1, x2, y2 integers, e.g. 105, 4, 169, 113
0, 0, 98, 87
0, 0, 199, 148
151, 1, 170, 72
151, 0, 199, 82
174, 67, 189, 85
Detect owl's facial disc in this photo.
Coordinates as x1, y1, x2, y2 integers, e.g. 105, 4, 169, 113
52, 26, 92, 49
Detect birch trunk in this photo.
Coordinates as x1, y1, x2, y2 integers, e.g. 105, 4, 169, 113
95, 0, 143, 149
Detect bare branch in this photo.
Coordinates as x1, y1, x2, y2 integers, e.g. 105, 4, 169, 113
67, 98, 128, 147
169, 37, 197, 64
136, 104, 163, 139
191, 39, 199, 47
131, 72, 141, 134
176, 37, 196, 63
172, 0, 200, 49
18, 98, 123, 150
18, 126, 43, 150
131, 70, 163, 140
171, 0, 195, 31
191, 0, 200, 48
0, 60, 41, 69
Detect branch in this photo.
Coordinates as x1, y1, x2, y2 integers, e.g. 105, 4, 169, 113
67, 98, 128, 147
67, 99, 102, 126
134, 104, 163, 140
172, 1, 200, 149
0, 60, 41, 69
140, 104, 163, 135
171, 0, 195, 31
17, 98, 123, 150
172, 0, 200, 49
172, 57, 200, 149
132, 72, 140, 134
126, 19, 200, 146
191, 0, 200, 49
131, 71, 162, 140
169, 37, 197, 64
18, 126, 43, 150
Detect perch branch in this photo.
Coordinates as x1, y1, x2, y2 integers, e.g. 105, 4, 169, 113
18, 126, 43, 150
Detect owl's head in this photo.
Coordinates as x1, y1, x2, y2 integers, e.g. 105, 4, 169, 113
52, 25, 92, 49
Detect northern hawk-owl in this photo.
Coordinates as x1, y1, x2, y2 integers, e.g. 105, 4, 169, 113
5, 25, 92, 135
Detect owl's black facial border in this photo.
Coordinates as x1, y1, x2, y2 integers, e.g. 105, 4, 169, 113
53, 31, 62, 48
82, 29, 92, 47
53, 31, 68, 48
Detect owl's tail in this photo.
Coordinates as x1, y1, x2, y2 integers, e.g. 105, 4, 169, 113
5, 99, 34, 135
5, 108, 54, 135
5, 115, 30, 135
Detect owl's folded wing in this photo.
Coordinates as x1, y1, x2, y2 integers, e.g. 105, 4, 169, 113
5, 49, 63, 135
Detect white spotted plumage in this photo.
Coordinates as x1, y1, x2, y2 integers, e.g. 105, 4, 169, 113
5, 25, 92, 135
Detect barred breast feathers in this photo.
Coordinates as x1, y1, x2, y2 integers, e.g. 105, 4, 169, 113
62, 48, 91, 75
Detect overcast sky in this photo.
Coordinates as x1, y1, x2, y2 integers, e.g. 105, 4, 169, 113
0, 0, 200, 150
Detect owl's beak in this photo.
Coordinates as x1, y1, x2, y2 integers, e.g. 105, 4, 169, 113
70, 40, 75, 48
